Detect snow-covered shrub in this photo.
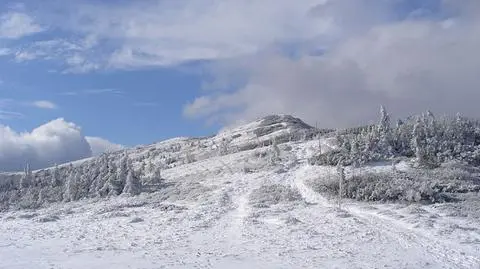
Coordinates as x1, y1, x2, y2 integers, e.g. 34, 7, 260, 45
308, 167, 480, 203
38, 215, 60, 223
185, 151, 196, 164
218, 138, 231, 156
306, 172, 340, 195
155, 181, 212, 202
254, 150, 268, 158
130, 217, 144, 223
249, 184, 302, 208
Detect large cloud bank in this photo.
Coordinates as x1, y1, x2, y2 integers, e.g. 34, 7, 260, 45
0, 119, 123, 172
184, 1, 480, 128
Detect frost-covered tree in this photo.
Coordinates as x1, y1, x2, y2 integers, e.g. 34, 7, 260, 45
151, 164, 162, 185
20, 163, 32, 189
117, 154, 129, 186
375, 105, 393, 158
64, 169, 79, 202
378, 105, 391, 133
310, 107, 480, 167
99, 159, 122, 196
218, 138, 230, 156
75, 165, 90, 199
122, 161, 141, 196
51, 164, 61, 187
269, 138, 281, 165
336, 161, 345, 209
185, 151, 195, 164
94, 155, 110, 195
411, 117, 426, 165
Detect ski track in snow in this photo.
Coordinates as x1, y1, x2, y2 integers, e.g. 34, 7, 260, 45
1, 125, 480, 268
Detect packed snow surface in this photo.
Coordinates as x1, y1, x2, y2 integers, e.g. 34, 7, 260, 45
1, 115, 479, 269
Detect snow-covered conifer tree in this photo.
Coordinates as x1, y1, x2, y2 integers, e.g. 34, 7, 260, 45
152, 164, 162, 185
51, 164, 61, 187
122, 160, 141, 196
99, 159, 122, 196
218, 138, 230, 156
20, 163, 32, 189
412, 118, 426, 165
377, 105, 392, 158
269, 138, 281, 165
336, 160, 345, 209
117, 154, 129, 186
379, 105, 391, 133
64, 170, 79, 202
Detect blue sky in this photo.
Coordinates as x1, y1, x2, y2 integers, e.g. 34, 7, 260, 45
0, 58, 218, 146
1, 0, 479, 170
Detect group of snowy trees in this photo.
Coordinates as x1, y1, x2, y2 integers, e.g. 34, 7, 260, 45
311, 107, 480, 168
0, 153, 161, 210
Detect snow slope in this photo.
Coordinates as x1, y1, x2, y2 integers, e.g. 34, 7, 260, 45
1, 115, 479, 269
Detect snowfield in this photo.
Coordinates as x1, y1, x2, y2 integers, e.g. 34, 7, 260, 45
1, 115, 480, 269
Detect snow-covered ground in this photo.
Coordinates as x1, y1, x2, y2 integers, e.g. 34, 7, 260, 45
1, 116, 480, 269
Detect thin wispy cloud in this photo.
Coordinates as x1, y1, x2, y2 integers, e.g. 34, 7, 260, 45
60, 88, 124, 96
0, 99, 58, 118
0, 99, 21, 120
84, 88, 124, 95
0, 12, 44, 39
31, 100, 57, 109
0, 110, 23, 120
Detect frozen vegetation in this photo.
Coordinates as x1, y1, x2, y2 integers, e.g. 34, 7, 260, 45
1, 112, 479, 268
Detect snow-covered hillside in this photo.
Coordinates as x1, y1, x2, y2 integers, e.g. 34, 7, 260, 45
1, 115, 479, 269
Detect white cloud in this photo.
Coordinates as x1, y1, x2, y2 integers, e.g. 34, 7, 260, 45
14, 50, 38, 61
0, 119, 122, 171
78, 0, 332, 67
1, 0, 479, 131
59, 88, 124, 96
183, 1, 480, 128
0, 12, 44, 39
83, 88, 123, 95
32, 100, 57, 109
0, 0, 336, 70
85, 136, 124, 156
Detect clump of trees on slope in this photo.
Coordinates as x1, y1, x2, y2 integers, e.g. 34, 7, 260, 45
310, 106, 480, 168
308, 107, 480, 203
0, 154, 148, 211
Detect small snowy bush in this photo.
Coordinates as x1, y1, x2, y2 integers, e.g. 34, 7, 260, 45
249, 184, 302, 208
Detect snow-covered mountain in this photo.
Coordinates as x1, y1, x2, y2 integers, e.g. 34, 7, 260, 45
1, 114, 479, 269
